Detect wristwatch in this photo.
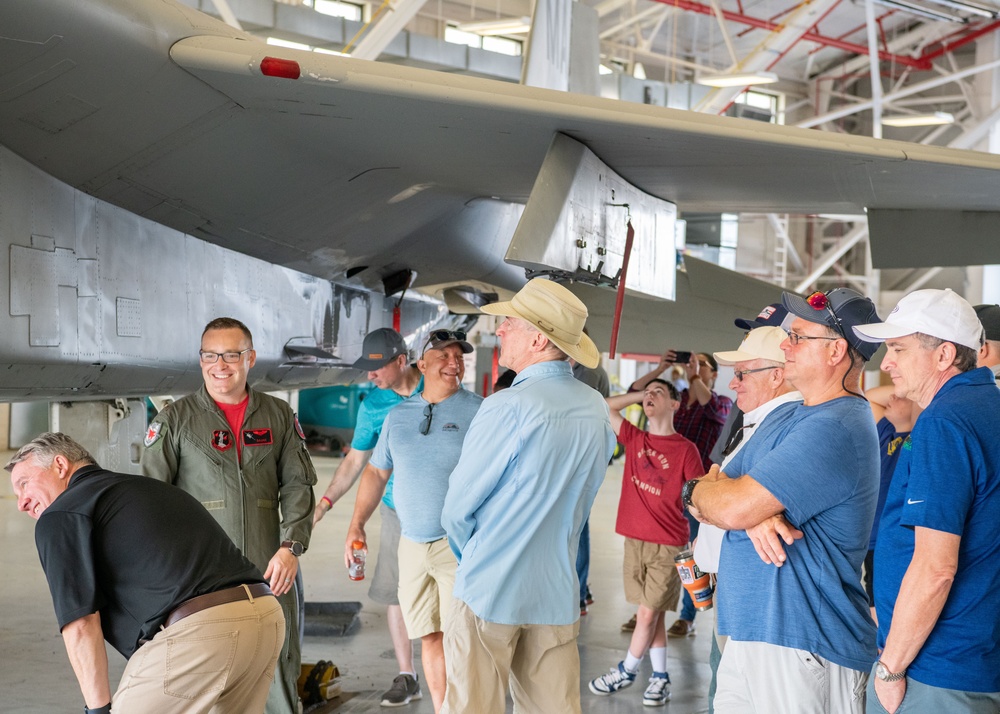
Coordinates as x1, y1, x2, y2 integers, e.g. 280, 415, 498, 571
874, 660, 906, 682
281, 540, 305, 556
681, 479, 700, 510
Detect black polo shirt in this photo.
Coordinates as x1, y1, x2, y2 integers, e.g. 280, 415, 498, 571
35, 465, 264, 658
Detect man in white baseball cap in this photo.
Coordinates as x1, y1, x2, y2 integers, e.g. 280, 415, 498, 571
853, 288, 1000, 714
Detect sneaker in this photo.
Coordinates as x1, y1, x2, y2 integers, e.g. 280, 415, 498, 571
580, 600, 588, 616
642, 673, 671, 706
588, 662, 636, 695
380, 674, 422, 707
621, 614, 637, 632
667, 619, 696, 637
585, 587, 595, 606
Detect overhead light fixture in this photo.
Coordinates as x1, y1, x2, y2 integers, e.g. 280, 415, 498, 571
696, 71, 779, 88
882, 111, 956, 127
924, 0, 996, 18
870, 0, 966, 23
455, 17, 532, 36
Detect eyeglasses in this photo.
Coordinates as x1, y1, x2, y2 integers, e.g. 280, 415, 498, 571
199, 348, 252, 363
784, 330, 839, 346
422, 329, 467, 353
733, 366, 778, 381
419, 402, 435, 436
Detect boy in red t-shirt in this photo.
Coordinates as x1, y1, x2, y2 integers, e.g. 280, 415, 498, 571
588, 379, 704, 707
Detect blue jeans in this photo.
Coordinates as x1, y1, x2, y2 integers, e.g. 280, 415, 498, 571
576, 519, 590, 602
680, 512, 700, 621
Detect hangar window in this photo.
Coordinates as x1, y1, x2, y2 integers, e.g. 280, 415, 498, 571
306, 0, 363, 22
730, 89, 782, 125
445, 26, 523, 56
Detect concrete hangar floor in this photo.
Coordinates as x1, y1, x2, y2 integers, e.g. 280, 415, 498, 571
2, 450, 713, 713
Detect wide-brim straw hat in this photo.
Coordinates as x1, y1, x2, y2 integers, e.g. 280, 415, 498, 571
481, 278, 601, 368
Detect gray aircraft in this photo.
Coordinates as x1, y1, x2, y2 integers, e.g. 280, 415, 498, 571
2, 0, 1000, 462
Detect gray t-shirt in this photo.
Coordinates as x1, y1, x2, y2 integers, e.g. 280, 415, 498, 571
371, 388, 483, 542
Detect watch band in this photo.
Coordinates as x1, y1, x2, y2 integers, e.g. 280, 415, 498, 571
281, 540, 304, 556
681, 478, 700, 509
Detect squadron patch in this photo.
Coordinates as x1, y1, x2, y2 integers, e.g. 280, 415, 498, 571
294, 415, 306, 441
144, 422, 162, 447
212, 430, 233, 452
243, 428, 273, 446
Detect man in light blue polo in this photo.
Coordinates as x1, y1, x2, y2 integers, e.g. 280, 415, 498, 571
346, 330, 481, 713
441, 278, 616, 714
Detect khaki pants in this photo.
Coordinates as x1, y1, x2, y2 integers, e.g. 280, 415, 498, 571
715, 639, 867, 714
441, 598, 580, 714
113, 591, 285, 714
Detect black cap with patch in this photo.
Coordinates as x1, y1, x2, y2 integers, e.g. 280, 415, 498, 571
734, 303, 789, 331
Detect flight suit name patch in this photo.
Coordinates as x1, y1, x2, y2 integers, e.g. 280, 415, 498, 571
243, 428, 273, 446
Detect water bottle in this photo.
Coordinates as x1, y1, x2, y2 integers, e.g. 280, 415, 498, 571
348, 540, 366, 581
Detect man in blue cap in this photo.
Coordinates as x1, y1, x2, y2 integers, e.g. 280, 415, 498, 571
686, 288, 882, 714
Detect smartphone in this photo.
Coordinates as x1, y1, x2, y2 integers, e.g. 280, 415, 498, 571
672, 350, 692, 363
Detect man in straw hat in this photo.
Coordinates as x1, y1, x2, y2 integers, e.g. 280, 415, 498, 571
853, 288, 1000, 714
686, 287, 883, 714
440, 278, 616, 714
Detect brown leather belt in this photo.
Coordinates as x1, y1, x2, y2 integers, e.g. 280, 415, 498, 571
165, 582, 273, 628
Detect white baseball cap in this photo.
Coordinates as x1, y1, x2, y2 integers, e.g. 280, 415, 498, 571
714, 326, 787, 366
853, 288, 985, 351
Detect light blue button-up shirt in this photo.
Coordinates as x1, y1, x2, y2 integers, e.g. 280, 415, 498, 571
442, 360, 616, 626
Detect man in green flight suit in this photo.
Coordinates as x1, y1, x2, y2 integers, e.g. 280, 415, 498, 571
142, 317, 317, 714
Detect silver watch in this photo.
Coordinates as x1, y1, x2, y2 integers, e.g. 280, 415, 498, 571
875, 660, 906, 682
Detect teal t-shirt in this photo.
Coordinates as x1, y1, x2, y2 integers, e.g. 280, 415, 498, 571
351, 376, 424, 509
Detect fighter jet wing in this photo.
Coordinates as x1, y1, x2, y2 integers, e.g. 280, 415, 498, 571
2, 0, 1000, 290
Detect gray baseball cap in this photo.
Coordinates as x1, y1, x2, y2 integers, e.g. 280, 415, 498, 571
352, 328, 407, 371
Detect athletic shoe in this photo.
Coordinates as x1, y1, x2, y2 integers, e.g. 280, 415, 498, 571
642, 673, 671, 706
588, 662, 636, 695
667, 619, 696, 637
585, 587, 595, 605
621, 614, 637, 632
580, 600, 588, 616
380, 674, 422, 707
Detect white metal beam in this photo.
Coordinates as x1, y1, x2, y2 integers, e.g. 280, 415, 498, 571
798, 57, 1000, 129
794, 224, 869, 294
349, 0, 429, 61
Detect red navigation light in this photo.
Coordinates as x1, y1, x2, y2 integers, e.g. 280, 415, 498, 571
260, 57, 300, 79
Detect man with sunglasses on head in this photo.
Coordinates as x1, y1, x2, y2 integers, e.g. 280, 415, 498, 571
686, 288, 882, 714
142, 317, 317, 714
313, 327, 426, 706
345, 330, 481, 713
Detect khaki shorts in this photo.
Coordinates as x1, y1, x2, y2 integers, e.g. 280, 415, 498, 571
441, 598, 580, 714
623, 537, 683, 612
397, 536, 457, 639
368, 503, 402, 605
